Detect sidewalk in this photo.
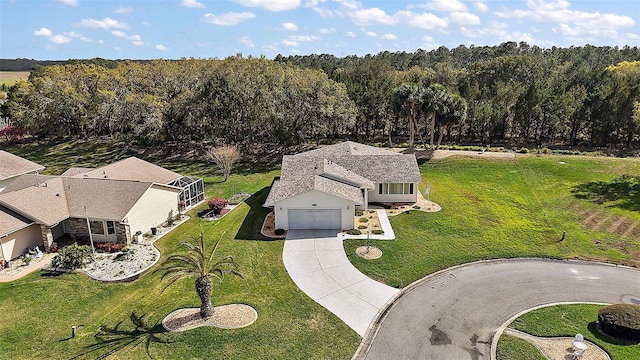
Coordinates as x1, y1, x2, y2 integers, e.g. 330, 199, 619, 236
0, 253, 54, 282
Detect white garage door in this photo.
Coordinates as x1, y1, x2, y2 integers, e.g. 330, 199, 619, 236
288, 209, 341, 230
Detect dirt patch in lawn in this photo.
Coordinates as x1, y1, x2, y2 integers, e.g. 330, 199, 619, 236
356, 246, 382, 260
163, 304, 257, 332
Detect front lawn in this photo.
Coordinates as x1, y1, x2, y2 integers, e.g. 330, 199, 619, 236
0, 138, 359, 359
502, 304, 639, 359
345, 155, 640, 287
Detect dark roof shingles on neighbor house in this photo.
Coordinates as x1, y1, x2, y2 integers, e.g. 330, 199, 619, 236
265, 141, 421, 205
0, 150, 45, 181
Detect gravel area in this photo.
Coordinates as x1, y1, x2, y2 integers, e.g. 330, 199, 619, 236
162, 304, 257, 332
82, 243, 159, 281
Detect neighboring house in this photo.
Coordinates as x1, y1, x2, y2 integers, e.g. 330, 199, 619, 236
264, 141, 421, 230
0, 157, 204, 261
0, 150, 45, 193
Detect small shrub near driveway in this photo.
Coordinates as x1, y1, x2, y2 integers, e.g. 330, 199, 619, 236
348, 229, 361, 235
598, 303, 640, 341
359, 217, 369, 223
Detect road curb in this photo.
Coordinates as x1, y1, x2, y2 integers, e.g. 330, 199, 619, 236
352, 257, 639, 360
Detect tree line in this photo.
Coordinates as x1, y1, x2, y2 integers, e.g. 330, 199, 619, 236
1, 42, 639, 148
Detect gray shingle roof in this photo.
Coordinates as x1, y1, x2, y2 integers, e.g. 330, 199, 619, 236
264, 141, 421, 206
0, 206, 34, 237
73, 157, 182, 184
0, 175, 179, 226
0, 151, 45, 181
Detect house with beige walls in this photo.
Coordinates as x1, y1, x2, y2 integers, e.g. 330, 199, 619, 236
0, 157, 203, 261
0, 150, 44, 193
264, 141, 421, 230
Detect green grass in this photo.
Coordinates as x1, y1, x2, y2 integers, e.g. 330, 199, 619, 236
345, 155, 640, 287
496, 335, 546, 360
0, 138, 358, 359
504, 304, 640, 359
2, 139, 640, 358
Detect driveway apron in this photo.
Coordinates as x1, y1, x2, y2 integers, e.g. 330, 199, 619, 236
283, 230, 399, 337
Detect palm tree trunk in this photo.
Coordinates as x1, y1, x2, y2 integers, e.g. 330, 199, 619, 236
196, 275, 214, 318
429, 113, 436, 148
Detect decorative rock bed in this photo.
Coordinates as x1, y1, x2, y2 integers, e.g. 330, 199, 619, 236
83, 243, 159, 281
356, 246, 383, 260
162, 304, 258, 332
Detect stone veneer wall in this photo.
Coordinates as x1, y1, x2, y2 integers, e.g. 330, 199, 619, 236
65, 218, 129, 244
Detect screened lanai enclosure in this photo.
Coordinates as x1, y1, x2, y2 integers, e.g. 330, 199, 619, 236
169, 176, 205, 209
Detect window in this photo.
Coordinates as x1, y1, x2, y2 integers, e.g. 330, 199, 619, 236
90, 220, 104, 235
379, 183, 414, 195
107, 221, 115, 235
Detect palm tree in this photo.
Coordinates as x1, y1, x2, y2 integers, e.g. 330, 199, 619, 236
391, 83, 425, 150
436, 94, 467, 149
157, 229, 244, 318
422, 84, 451, 148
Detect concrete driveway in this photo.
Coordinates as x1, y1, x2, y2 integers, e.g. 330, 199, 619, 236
283, 230, 399, 336
358, 259, 640, 360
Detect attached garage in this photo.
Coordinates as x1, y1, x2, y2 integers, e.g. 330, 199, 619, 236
288, 209, 341, 230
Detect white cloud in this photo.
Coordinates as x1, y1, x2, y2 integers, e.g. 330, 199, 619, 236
366, 31, 377, 37
34, 28, 52, 37
282, 39, 298, 46
474, 1, 489, 12
78, 17, 128, 29
111, 30, 127, 38
111, 31, 144, 45
313, 7, 335, 18
156, 44, 168, 51
449, 11, 481, 25
460, 21, 534, 43
319, 28, 335, 34
495, 0, 635, 39
351, 7, 396, 25
406, 12, 449, 29
113, 6, 133, 14
288, 35, 320, 41
381, 33, 396, 40
181, 0, 205, 8
424, 0, 467, 12
233, 0, 301, 12
282, 22, 298, 31
240, 36, 255, 47
420, 35, 439, 50
50, 34, 72, 44
204, 12, 256, 25
57, 0, 78, 6
346, 31, 356, 38
64, 31, 92, 42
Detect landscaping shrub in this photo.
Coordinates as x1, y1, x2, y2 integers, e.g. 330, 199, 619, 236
359, 217, 369, 223
348, 229, 361, 235
372, 229, 384, 235
412, 205, 421, 209
518, 147, 529, 154
51, 243, 94, 270
207, 197, 228, 215
358, 225, 367, 229
355, 210, 364, 216
274, 228, 285, 236
598, 303, 640, 341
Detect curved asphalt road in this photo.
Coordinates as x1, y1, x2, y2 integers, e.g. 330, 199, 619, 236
359, 259, 640, 360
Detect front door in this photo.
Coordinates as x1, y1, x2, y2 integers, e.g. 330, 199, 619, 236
106, 221, 117, 242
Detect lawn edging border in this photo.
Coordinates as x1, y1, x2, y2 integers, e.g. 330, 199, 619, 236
352, 257, 638, 360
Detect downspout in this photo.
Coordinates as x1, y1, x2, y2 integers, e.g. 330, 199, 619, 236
0, 235, 6, 263
364, 188, 369, 211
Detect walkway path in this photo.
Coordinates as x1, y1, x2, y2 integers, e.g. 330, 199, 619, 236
357, 259, 640, 360
283, 229, 399, 336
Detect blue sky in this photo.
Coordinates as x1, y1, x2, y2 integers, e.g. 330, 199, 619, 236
1, 0, 639, 60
